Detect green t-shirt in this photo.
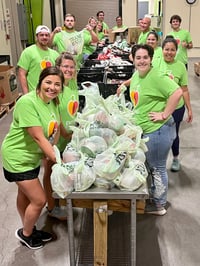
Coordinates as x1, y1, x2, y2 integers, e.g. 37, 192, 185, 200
168, 29, 192, 64
53, 30, 91, 68
130, 67, 179, 133
138, 31, 151, 44
152, 46, 163, 69
112, 25, 127, 31
102, 21, 109, 31
1, 91, 60, 172
57, 79, 79, 151
82, 30, 97, 56
159, 58, 187, 109
17, 44, 59, 91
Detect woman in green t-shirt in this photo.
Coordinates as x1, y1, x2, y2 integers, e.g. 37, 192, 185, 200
118, 44, 182, 215
1, 67, 64, 249
160, 36, 193, 172
43, 52, 79, 220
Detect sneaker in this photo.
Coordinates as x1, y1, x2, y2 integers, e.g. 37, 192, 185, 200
47, 206, 67, 221
15, 228, 43, 250
145, 203, 167, 216
171, 158, 180, 172
32, 226, 52, 242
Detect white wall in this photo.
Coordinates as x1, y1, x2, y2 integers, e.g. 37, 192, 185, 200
0, 0, 199, 66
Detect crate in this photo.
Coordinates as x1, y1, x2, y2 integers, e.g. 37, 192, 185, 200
99, 83, 130, 102
106, 71, 133, 82
77, 67, 105, 83
0, 65, 19, 105
107, 65, 134, 73
194, 62, 200, 76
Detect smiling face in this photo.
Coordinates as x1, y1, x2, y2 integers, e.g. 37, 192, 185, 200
89, 17, 97, 29
171, 19, 181, 31
39, 75, 62, 103
133, 48, 152, 76
162, 42, 177, 63
59, 58, 76, 83
146, 33, 158, 49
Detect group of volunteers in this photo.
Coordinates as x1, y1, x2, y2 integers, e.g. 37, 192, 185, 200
1, 10, 193, 250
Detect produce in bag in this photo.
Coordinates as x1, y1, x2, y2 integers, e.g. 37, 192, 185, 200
132, 147, 146, 163
113, 159, 148, 191
93, 148, 127, 180
89, 127, 117, 146
80, 135, 108, 158
111, 135, 136, 155
94, 176, 115, 190
51, 161, 77, 198
62, 143, 81, 163
74, 156, 96, 191
50, 146, 77, 198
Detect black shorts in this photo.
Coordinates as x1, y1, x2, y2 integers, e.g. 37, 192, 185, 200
3, 166, 40, 182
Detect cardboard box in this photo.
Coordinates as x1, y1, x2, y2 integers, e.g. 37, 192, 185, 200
127, 26, 141, 44
0, 65, 19, 105
194, 62, 200, 76
108, 27, 128, 43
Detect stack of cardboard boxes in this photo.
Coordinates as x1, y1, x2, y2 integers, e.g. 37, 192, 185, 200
0, 65, 19, 105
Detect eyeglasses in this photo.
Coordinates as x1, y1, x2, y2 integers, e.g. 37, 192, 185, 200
65, 20, 74, 22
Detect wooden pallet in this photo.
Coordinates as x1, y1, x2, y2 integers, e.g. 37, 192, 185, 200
1, 93, 22, 113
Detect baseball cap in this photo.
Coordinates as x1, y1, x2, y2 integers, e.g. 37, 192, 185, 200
35, 25, 50, 34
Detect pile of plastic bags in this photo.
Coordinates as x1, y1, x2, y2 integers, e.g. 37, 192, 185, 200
51, 82, 149, 198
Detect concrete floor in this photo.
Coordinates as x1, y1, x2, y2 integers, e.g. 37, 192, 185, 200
0, 58, 200, 266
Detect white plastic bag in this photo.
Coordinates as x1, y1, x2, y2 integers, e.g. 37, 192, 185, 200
62, 143, 81, 163
113, 159, 148, 191
80, 136, 108, 158
93, 148, 127, 180
74, 156, 96, 191
50, 146, 77, 198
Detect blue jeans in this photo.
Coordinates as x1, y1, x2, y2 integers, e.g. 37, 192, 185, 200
143, 118, 176, 206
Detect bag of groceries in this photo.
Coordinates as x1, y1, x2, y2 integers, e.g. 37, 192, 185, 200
113, 159, 148, 191
50, 146, 77, 198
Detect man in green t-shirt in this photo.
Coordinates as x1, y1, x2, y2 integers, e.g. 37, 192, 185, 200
17, 25, 59, 94
138, 17, 151, 44
49, 14, 98, 68
96, 10, 109, 35
168, 14, 193, 68
112, 16, 127, 31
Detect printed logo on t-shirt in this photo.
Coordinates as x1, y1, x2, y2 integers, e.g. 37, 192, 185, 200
175, 37, 181, 46
166, 70, 174, 80
40, 57, 53, 69
48, 120, 58, 144
67, 95, 79, 117
130, 90, 139, 107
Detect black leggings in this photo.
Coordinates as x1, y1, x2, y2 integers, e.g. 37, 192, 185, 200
171, 105, 185, 157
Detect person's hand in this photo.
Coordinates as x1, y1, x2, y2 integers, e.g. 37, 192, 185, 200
85, 24, 93, 32
186, 108, 193, 123
149, 112, 166, 121
53, 26, 62, 34
181, 41, 188, 48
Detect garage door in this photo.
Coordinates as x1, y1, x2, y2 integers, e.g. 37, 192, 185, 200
65, 0, 119, 30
